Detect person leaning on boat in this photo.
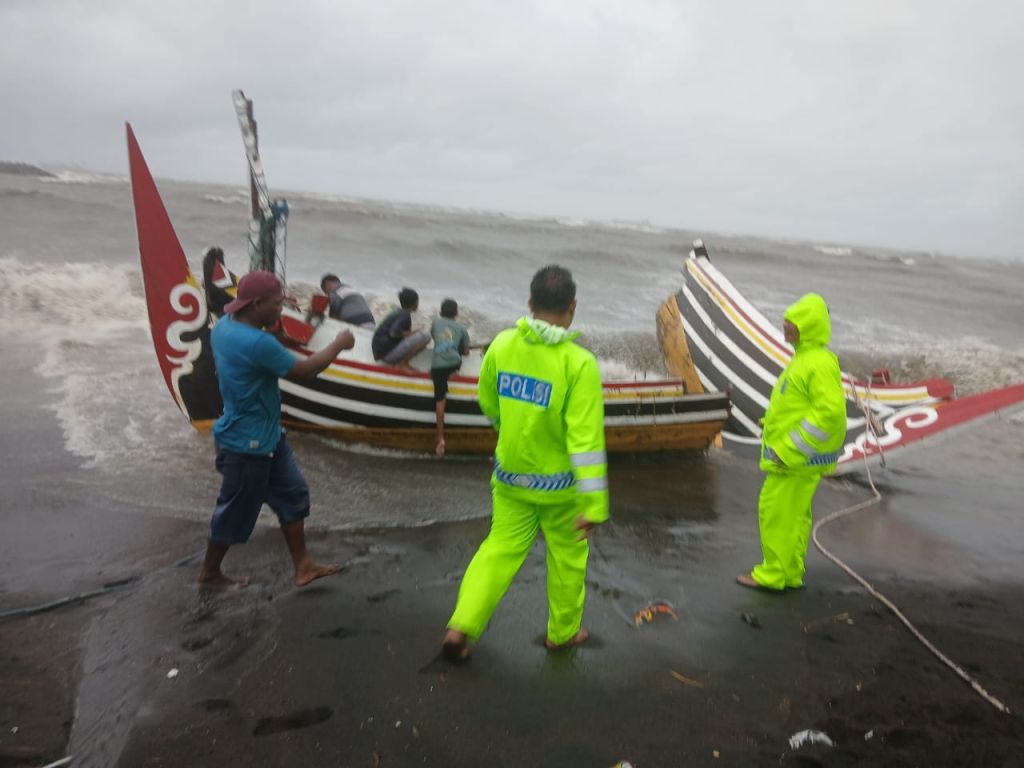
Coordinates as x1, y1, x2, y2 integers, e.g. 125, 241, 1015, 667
371, 287, 431, 370
320, 273, 375, 329
199, 270, 356, 589
441, 265, 609, 661
202, 246, 237, 318
737, 293, 847, 592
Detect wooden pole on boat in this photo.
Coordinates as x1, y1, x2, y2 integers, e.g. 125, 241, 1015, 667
245, 96, 259, 223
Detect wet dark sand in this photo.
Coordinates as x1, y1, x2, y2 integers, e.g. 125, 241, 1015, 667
5, 481, 1024, 766
2, 356, 1023, 766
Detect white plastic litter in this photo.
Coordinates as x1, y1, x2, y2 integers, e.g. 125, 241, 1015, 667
864, 730, 874, 742
167, 668, 179, 679
788, 729, 834, 750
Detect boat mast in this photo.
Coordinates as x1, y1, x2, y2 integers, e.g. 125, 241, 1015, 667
233, 90, 289, 281
245, 96, 259, 225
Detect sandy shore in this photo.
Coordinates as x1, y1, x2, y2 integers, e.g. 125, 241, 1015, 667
2, 352, 1023, 766
4, 487, 1023, 766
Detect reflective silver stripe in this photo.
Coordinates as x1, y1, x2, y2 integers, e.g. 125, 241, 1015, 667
577, 477, 608, 493
800, 419, 829, 442
789, 431, 817, 459
570, 450, 607, 468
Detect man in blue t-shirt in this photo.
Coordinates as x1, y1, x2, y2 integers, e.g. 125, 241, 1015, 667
200, 270, 356, 588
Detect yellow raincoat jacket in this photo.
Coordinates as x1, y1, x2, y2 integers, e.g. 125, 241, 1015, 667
751, 293, 847, 590
760, 294, 847, 475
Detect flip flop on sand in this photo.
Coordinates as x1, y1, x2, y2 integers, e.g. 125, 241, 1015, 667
736, 573, 773, 591
545, 628, 589, 651
441, 629, 471, 662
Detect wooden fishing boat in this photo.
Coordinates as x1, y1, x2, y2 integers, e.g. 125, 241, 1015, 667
125, 97, 730, 455
658, 240, 1024, 472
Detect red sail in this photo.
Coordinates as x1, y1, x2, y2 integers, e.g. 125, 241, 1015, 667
126, 123, 221, 425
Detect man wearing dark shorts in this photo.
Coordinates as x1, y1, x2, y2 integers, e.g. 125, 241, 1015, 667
430, 298, 471, 457
199, 270, 356, 588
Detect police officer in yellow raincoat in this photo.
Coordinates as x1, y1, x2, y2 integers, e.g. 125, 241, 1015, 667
442, 266, 608, 660
737, 293, 847, 591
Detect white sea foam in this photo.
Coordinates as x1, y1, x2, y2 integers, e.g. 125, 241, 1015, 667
0, 257, 147, 330
813, 244, 853, 257
0, 258, 199, 468
202, 192, 249, 205
40, 170, 129, 185
836, 329, 1024, 397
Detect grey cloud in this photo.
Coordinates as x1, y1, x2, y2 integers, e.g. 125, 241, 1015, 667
1, 0, 1021, 258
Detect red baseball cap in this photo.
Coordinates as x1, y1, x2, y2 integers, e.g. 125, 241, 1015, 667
223, 270, 282, 314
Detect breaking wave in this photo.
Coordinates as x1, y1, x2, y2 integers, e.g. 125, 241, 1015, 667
203, 192, 249, 205
41, 170, 129, 185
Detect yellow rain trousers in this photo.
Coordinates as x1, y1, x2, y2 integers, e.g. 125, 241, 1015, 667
752, 293, 847, 590
448, 317, 609, 645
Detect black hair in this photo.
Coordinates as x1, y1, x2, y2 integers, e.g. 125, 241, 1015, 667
440, 298, 458, 319
529, 265, 576, 313
202, 247, 224, 289
398, 287, 419, 309
320, 273, 340, 292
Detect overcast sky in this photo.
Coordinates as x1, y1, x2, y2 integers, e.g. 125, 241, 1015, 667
2, 1, 1022, 258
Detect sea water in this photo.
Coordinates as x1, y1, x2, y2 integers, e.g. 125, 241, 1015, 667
2, 170, 1022, 547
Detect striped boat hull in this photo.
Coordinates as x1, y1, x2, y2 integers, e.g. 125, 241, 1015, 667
659, 245, 1024, 472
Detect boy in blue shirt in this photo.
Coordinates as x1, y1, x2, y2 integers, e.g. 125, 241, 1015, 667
200, 271, 355, 588
430, 298, 471, 457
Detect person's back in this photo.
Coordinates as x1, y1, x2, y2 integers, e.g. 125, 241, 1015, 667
442, 265, 608, 661
430, 315, 469, 370
481, 319, 604, 512
370, 287, 430, 368
330, 284, 374, 327
320, 274, 374, 328
372, 307, 410, 360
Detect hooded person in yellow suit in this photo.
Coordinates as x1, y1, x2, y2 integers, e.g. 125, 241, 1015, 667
441, 265, 609, 661
737, 293, 847, 591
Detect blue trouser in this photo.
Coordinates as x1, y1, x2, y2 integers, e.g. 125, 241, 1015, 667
209, 436, 310, 545
449, 489, 589, 645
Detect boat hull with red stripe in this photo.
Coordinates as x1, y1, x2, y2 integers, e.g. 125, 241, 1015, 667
127, 124, 731, 454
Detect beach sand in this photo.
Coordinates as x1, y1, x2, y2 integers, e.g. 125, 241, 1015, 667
2, 355, 1023, 767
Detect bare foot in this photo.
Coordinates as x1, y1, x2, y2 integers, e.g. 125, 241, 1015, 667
435, 438, 446, 458
736, 572, 771, 591
545, 627, 589, 651
197, 571, 249, 590
294, 562, 342, 588
441, 628, 471, 662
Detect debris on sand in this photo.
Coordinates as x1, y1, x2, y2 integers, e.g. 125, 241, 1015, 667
670, 670, 705, 688
788, 729, 834, 750
634, 600, 678, 626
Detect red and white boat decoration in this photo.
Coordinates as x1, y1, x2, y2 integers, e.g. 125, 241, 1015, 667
125, 98, 731, 455
658, 240, 1024, 473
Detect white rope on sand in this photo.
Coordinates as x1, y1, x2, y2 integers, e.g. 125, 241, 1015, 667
812, 395, 1011, 715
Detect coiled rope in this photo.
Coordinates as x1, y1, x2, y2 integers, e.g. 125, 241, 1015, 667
812, 390, 1011, 714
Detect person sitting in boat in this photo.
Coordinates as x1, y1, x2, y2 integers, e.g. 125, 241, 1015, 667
202, 246, 237, 318
371, 287, 430, 370
431, 298, 471, 458
320, 273, 376, 329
